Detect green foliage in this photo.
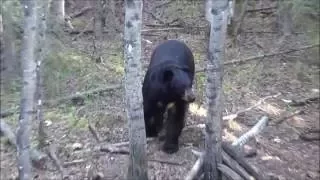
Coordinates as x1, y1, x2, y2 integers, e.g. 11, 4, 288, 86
43, 46, 124, 100
290, 0, 320, 43
1, 0, 23, 35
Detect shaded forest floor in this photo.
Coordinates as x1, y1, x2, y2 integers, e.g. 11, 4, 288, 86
1, 0, 319, 179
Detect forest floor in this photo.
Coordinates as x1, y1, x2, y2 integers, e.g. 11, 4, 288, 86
1, 0, 319, 180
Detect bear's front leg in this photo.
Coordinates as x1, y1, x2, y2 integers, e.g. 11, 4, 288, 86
163, 101, 186, 154
145, 106, 164, 138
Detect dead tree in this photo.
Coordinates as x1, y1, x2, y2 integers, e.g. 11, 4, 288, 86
204, 0, 229, 179
48, 0, 65, 34
50, 0, 65, 23
227, 0, 248, 46
36, 0, 50, 148
123, 0, 148, 180
16, 0, 38, 179
1, 2, 18, 87
277, 0, 293, 36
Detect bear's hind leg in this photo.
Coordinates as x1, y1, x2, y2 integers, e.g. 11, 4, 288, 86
145, 109, 164, 137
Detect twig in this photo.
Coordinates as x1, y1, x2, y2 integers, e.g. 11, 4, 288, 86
104, 137, 156, 147
246, 6, 277, 13
45, 84, 121, 106
272, 110, 304, 125
232, 116, 269, 149
218, 163, 244, 180
88, 120, 100, 142
48, 143, 68, 179
196, 44, 320, 72
63, 159, 86, 167
99, 145, 130, 154
69, 6, 93, 18
142, 26, 207, 32
0, 119, 47, 167
149, 159, 184, 166
287, 96, 320, 107
153, 0, 175, 9
299, 129, 320, 141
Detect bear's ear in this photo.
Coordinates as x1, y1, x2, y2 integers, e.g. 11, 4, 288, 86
163, 70, 173, 82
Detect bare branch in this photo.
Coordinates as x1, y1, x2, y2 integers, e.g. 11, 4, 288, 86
69, 6, 93, 18
272, 110, 304, 125
286, 96, 320, 107
149, 159, 184, 166
63, 159, 86, 167
246, 6, 277, 13
232, 116, 269, 149
45, 84, 121, 106
299, 129, 320, 141
88, 119, 100, 142
217, 163, 244, 180
196, 44, 320, 72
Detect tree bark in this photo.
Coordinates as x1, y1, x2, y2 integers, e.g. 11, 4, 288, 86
16, 0, 38, 179
36, 0, 50, 148
123, 0, 148, 180
204, 0, 229, 179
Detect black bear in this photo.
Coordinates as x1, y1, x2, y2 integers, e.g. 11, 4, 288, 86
142, 40, 195, 154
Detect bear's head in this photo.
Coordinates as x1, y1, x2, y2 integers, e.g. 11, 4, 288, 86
162, 66, 195, 103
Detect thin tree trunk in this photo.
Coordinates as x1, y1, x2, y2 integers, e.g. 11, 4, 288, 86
123, 0, 148, 180
204, 0, 229, 179
36, 0, 49, 148
1, 9, 18, 85
277, 0, 293, 36
16, 0, 38, 179
50, 0, 65, 23
48, 0, 65, 34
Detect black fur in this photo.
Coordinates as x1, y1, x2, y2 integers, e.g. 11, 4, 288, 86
142, 40, 195, 154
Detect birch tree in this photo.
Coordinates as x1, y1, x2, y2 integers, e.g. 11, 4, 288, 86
204, 0, 229, 179
123, 0, 148, 180
16, 0, 38, 179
